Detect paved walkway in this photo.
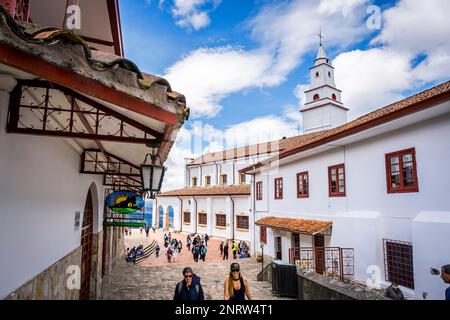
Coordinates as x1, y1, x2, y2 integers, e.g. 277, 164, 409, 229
101, 229, 292, 300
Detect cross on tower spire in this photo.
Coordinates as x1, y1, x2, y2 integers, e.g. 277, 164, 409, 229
316, 28, 324, 46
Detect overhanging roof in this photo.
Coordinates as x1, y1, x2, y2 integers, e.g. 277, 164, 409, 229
0, 6, 189, 191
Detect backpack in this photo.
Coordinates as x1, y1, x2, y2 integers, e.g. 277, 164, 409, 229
202, 247, 207, 255
177, 281, 199, 296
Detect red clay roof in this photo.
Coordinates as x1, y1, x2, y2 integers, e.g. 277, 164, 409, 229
158, 184, 251, 197
241, 80, 450, 173
255, 216, 332, 235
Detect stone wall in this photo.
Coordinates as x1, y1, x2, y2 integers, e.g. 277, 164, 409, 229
90, 231, 103, 299
4, 227, 124, 300
297, 268, 389, 300
5, 247, 82, 300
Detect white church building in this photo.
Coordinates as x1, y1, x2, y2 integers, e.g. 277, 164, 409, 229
240, 44, 450, 300
155, 42, 450, 300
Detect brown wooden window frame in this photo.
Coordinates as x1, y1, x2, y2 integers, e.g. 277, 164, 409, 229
328, 164, 346, 197
260, 226, 267, 244
256, 181, 263, 201
198, 212, 207, 226
204, 175, 211, 187
383, 239, 414, 289
236, 215, 249, 230
183, 211, 191, 224
385, 148, 419, 194
216, 213, 226, 228
192, 177, 197, 187
274, 177, 283, 199
297, 171, 309, 198
240, 173, 246, 184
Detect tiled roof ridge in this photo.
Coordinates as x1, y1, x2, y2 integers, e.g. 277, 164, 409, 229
159, 184, 251, 196
240, 79, 450, 173
190, 131, 323, 165
0, 6, 188, 110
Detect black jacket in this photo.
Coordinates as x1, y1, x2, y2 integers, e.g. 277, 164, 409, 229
173, 275, 204, 300
384, 286, 405, 300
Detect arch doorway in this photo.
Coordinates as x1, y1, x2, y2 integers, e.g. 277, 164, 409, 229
167, 206, 174, 229
158, 206, 164, 229
80, 189, 93, 300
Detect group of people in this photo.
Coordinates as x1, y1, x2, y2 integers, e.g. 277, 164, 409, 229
173, 262, 252, 301
187, 234, 209, 263
125, 245, 145, 263
163, 232, 182, 263
219, 240, 250, 260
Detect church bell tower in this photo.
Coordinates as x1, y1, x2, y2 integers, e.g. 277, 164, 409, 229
301, 35, 348, 133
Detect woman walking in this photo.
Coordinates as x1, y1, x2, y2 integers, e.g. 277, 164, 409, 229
223, 263, 252, 300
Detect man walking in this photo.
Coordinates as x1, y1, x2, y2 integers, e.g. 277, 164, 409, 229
223, 241, 229, 260
173, 267, 204, 301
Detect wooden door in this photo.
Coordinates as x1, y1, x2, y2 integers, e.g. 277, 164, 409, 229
314, 234, 325, 275
80, 190, 93, 300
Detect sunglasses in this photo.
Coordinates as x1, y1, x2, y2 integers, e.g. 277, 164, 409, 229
231, 269, 240, 272
184, 274, 193, 278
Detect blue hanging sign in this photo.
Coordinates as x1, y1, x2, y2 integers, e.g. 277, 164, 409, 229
105, 191, 144, 214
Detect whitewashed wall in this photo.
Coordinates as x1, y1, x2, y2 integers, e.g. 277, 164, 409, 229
0, 91, 105, 299
253, 109, 450, 299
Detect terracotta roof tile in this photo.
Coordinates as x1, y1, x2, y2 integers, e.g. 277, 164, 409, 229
0, 6, 189, 116
158, 184, 251, 197
189, 131, 324, 166
255, 216, 332, 235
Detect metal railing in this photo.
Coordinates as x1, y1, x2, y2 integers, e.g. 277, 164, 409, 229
289, 247, 354, 282
257, 262, 272, 283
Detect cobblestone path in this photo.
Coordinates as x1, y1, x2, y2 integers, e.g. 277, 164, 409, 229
101, 257, 292, 300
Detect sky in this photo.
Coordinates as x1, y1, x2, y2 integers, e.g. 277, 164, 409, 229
119, 0, 450, 191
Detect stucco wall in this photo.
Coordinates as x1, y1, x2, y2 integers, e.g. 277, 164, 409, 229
0, 90, 105, 299
253, 109, 450, 299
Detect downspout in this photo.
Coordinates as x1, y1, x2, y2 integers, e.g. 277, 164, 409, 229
193, 196, 198, 234
233, 160, 236, 184
229, 195, 235, 241
177, 196, 183, 233
252, 172, 256, 258
213, 161, 219, 186
199, 165, 202, 187
218, 163, 222, 185
187, 167, 191, 187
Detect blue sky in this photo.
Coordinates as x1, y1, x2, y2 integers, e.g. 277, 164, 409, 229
119, 0, 450, 190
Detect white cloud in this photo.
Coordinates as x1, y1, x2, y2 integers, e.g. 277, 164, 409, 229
168, 0, 221, 30
333, 48, 412, 119
165, 0, 371, 118
322, 0, 450, 119
164, 46, 272, 118
162, 114, 300, 191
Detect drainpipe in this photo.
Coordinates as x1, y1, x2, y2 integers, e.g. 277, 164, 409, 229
177, 196, 183, 233
193, 196, 198, 234
252, 173, 257, 258
233, 160, 236, 184
199, 165, 202, 187
229, 195, 235, 241
186, 167, 190, 187
213, 161, 219, 186
218, 162, 222, 185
